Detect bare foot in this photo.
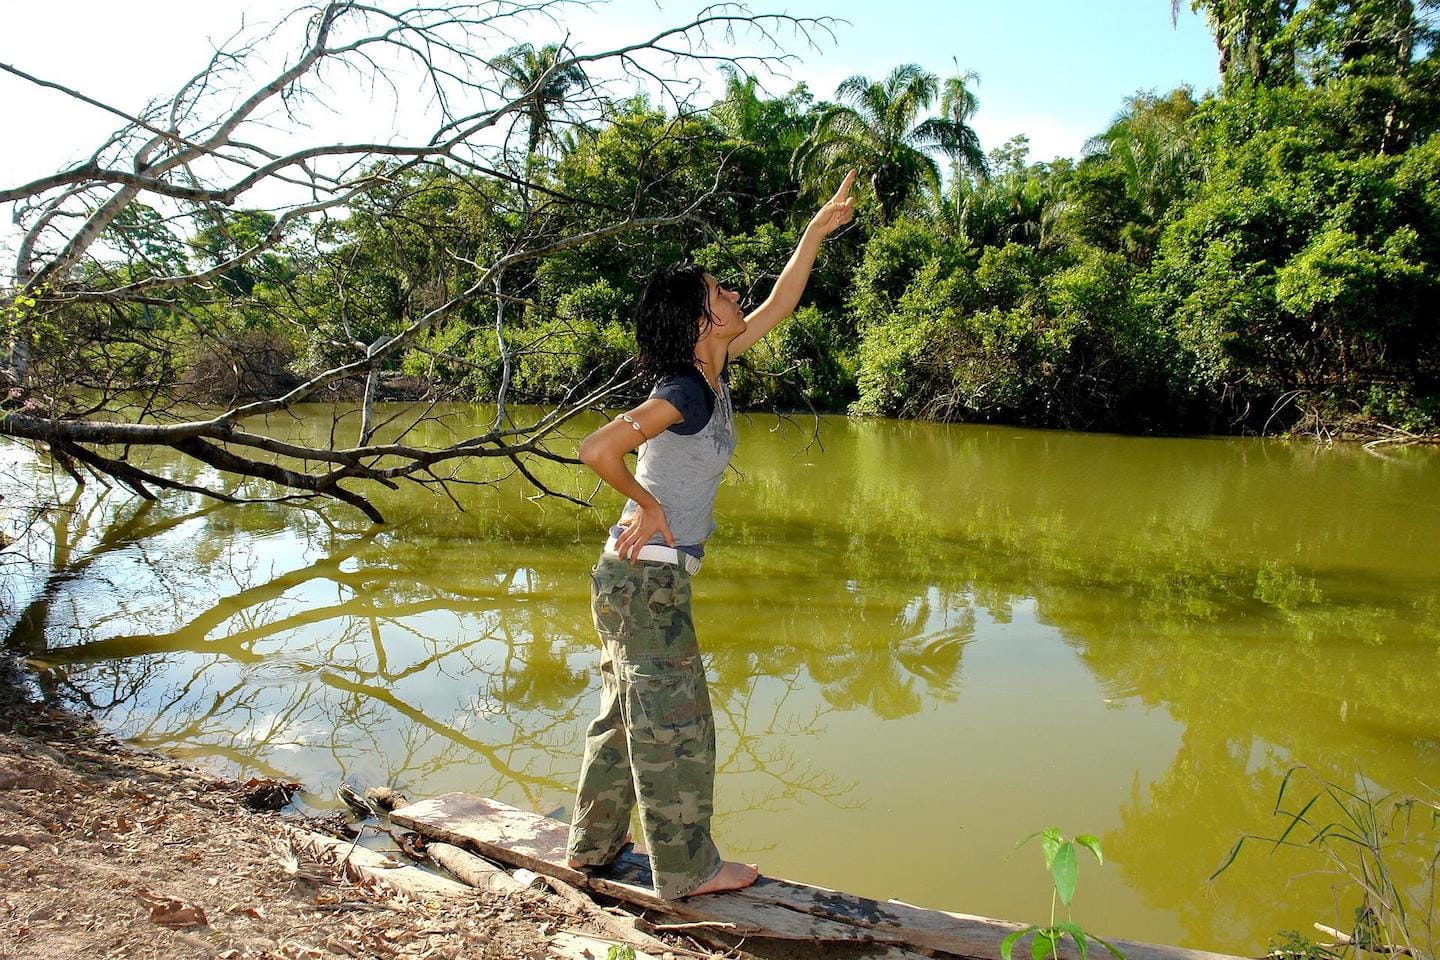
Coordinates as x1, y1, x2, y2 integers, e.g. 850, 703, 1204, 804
567, 832, 633, 870
684, 860, 760, 897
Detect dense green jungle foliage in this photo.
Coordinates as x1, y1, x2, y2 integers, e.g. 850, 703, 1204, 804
89, 1, 1440, 435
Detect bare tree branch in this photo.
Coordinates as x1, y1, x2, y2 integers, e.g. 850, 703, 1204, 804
1, 0, 833, 522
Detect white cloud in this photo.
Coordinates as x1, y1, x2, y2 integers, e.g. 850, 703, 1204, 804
972, 111, 1105, 164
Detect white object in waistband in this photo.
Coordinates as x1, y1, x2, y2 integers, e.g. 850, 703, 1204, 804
603, 537, 702, 575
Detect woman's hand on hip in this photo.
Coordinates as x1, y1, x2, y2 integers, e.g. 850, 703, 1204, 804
614, 500, 675, 562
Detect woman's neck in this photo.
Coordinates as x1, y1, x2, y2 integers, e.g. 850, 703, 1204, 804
693, 340, 727, 387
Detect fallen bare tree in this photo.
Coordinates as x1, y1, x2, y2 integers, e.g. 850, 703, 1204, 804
0, 0, 831, 522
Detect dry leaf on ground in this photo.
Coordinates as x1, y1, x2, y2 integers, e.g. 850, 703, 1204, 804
135, 889, 209, 928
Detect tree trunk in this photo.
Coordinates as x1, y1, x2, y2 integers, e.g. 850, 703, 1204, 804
358, 335, 388, 446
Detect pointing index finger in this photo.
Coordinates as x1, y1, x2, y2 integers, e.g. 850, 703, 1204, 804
832, 169, 857, 203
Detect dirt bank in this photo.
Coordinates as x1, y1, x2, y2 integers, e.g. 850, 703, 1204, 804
0, 656, 682, 960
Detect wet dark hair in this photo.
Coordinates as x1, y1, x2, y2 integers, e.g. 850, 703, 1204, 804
634, 262, 712, 382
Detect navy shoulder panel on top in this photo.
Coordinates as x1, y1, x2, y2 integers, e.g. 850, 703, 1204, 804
650, 369, 715, 436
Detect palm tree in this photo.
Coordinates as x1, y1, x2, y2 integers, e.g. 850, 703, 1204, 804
1080, 88, 1198, 257
794, 63, 985, 224
940, 64, 989, 185
711, 67, 811, 152
492, 42, 590, 160
950, 170, 1066, 250
711, 67, 769, 143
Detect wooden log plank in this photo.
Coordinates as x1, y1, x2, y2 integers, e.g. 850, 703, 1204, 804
535, 850, 891, 943
882, 899, 1248, 960
393, 794, 584, 883
738, 879, 1068, 958
717, 869, 1247, 960
636, 912, 937, 960
390, 795, 1247, 960
391, 794, 904, 943
1092, 931, 1251, 960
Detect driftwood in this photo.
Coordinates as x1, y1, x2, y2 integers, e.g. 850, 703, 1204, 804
427, 840, 702, 957
337, 784, 378, 817
876, 898, 1250, 960
552, 926, 933, 960
1312, 923, 1416, 957
530, 871, 689, 958
1364, 426, 1440, 450
278, 825, 471, 901
512, 867, 546, 889
426, 841, 527, 895
363, 786, 409, 811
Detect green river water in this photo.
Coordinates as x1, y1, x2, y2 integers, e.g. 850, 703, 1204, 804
3, 405, 1438, 955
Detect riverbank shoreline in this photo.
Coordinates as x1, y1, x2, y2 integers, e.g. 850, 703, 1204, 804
0, 654, 624, 960
1, 652, 989, 960
166, 367, 1440, 447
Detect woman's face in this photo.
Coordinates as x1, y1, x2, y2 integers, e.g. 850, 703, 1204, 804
700, 274, 745, 341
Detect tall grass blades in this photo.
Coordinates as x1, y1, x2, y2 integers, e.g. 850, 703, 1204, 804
1212, 768, 1439, 960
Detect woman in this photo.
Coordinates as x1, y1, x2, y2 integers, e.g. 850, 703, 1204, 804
566, 171, 856, 899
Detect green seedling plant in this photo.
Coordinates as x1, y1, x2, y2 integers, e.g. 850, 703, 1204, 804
1002, 828, 1125, 960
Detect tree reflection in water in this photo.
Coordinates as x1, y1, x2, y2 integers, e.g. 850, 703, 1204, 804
2, 480, 881, 820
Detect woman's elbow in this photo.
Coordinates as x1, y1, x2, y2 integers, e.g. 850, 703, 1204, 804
578, 434, 604, 469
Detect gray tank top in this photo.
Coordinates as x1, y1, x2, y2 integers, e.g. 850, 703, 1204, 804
616, 371, 736, 551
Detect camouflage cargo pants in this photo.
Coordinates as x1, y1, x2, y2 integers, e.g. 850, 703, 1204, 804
566, 554, 722, 900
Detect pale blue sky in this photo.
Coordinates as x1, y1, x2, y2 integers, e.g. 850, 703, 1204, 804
789, 0, 1221, 160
